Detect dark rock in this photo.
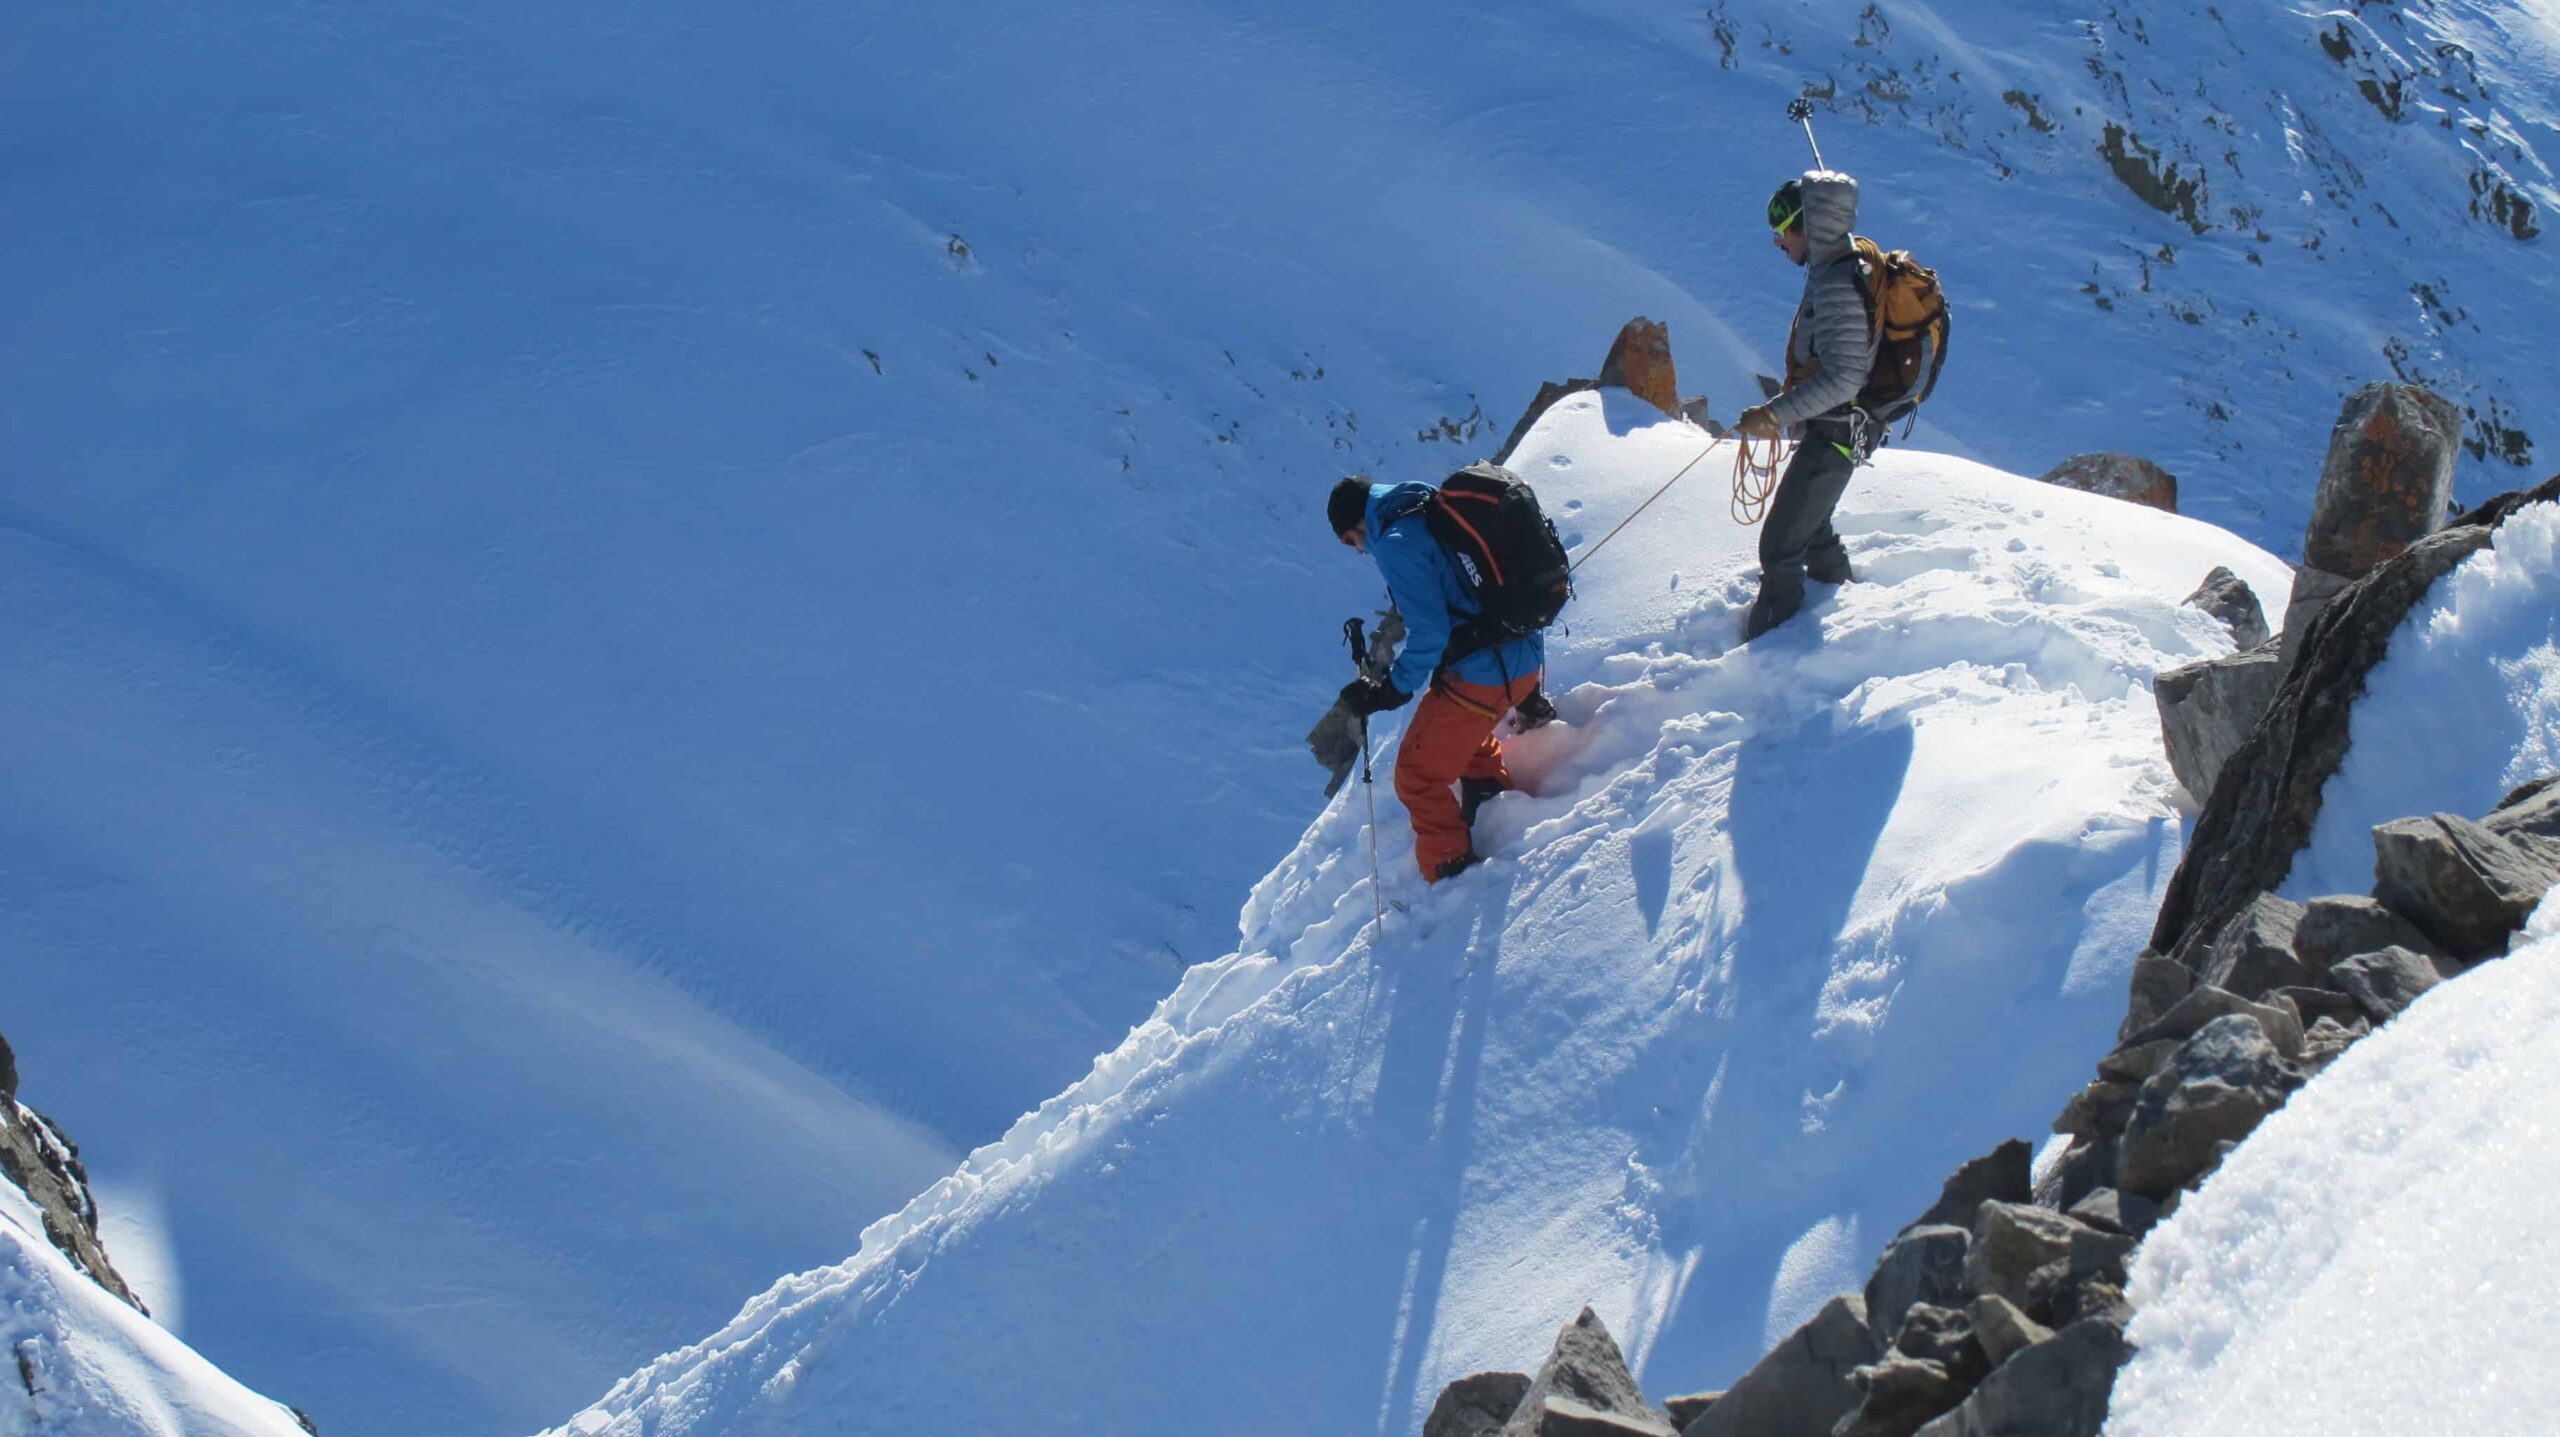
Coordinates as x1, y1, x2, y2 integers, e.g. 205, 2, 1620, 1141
1505, 1309, 1674, 1437
2051, 1278, 2132, 1331
0, 1032, 14, 1104
2278, 566, 2353, 669
1867, 1227, 1972, 1344
2149, 476, 2560, 964
2302, 383, 2460, 580
2195, 894, 2308, 999
1893, 1304, 1991, 1387
2063, 1188, 2160, 1238
2095, 1040, 2181, 1086
2126, 982, 2304, 1059
1910, 1320, 2132, 1437
2299, 1015, 2370, 1070
0, 1099, 146, 1312
2050, 1137, 2118, 1213
1663, 1394, 1721, 1430
1596, 318, 1681, 417
1427, 1372, 1533, 1437
2182, 567, 2271, 649
1497, 380, 1601, 466
2490, 774, 2560, 839
1964, 1297, 2050, 1368
1685, 1295, 1873, 1437
1530, 1396, 1678, 1437
1963, 1204, 2128, 1319
2294, 895, 2449, 976
2373, 812, 2560, 959
2119, 1015, 2305, 1199
1838, 1355, 1968, 1437
2115, 955, 2193, 1044
2051, 1081, 2138, 1142
2274, 984, 2364, 1029
2155, 646, 2285, 805
2037, 453, 2177, 511
1908, 1140, 2034, 1234
2330, 946, 2443, 1024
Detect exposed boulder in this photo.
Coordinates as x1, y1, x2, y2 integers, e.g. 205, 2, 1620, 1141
2063, 1188, 2160, 1239
2094, 1040, 2181, 1086
0, 1081, 146, 1312
1837, 1354, 1969, 1437
1866, 1227, 1972, 1343
2037, 453, 2177, 511
1596, 318, 1681, 417
1504, 1308, 1675, 1437
1428, 1373, 1534, 1437
1908, 1140, 2034, 1234
2124, 982, 2304, 1060
2273, 985, 2364, 1030
2155, 645, 2285, 806
2181, 568, 2271, 649
2302, 383, 2461, 580
2119, 1015, 2305, 1199
1663, 1394, 1721, 1430
2277, 567, 2353, 669
1891, 1305, 1991, 1386
2293, 894, 2448, 976
1910, 1320, 2132, 1437
1963, 1203, 2133, 1324
2373, 810, 2560, 959
2329, 945, 2443, 1024
1684, 1295, 1873, 1437
2298, 1014, 2371, 1070
2194, 893, 2308, 998
2051, 1080, 2137, 1142
0, 1031, 14, 1104
1528, 1397, 1678, 1436
2151, 475, 2560, 962
1963, 1296, 2050, 1369
2115, 955, 2192, 1043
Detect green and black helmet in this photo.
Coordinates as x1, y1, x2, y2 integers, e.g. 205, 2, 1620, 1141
1767, 178, 1804, 235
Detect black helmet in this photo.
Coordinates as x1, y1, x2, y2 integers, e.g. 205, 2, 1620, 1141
1767, 179, 1804, 234
1328, 475, 1372, 538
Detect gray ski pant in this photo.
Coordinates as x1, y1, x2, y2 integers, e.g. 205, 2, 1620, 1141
1749, 423, 1860, 630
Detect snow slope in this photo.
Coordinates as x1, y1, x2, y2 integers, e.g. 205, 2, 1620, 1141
549, 396, 2293, 1437
7, 1, 2552, 1429
0, 1126, 305, 1437
2109, 893, 2560, 1437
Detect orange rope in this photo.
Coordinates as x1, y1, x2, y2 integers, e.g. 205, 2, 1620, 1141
1730, 431, 1787, 526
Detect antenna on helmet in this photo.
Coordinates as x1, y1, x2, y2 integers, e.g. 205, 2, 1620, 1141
1785, 96, 1827, 170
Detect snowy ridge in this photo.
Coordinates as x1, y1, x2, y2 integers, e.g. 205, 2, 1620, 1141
551, 398, 2293, 1436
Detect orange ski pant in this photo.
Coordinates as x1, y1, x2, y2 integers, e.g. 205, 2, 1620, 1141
1395, 669, 1542, 881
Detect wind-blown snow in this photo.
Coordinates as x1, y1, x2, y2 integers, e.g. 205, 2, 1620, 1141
549, 397, 2292, 1437
0, 1118, 305, 1437
2286, 501, 2560, 899
2108, 893, 2560, 1437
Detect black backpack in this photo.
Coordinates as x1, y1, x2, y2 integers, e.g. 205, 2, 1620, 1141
1417, 463, 1572, 664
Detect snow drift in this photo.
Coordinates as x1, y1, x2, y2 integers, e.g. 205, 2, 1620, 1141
549, 396, 2293, 1436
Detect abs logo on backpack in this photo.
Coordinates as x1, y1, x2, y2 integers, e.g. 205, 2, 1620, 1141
1424, 462, 1572, 662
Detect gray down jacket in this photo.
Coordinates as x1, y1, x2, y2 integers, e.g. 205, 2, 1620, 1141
1767, 170, 1876, 429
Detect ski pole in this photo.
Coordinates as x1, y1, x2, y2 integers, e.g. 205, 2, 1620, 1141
1786, 96, 1826, 169
1345, 617, 1387, 931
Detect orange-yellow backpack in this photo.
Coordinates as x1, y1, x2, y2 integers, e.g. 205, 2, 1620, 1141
1784, 236, 1951, 422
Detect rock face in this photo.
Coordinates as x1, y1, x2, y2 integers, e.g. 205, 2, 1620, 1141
2372, 800, 2560, 959
2149, 480, 2560, 960
1908, 1140, 2033, 1233
1428, 1373, 1534, 1437
2195, 893, 2308, 998
1684, 1295, 1872, 1437
2119, 1015, 2304, 1199
1502, 1308, 1676, 1437
2329, 946, 2442, 1022
2293, 895, 2446, 976
1595, 318, 1681, 418
2036, 453, 2177, 511
0, 1034, 147, 1313
2182, 567, 2271, 649
2155, 645, 2284, 805
2302, 383, 2461, 580
1910, 1320, 2132, 1437
1867, 1227, 1972, 1342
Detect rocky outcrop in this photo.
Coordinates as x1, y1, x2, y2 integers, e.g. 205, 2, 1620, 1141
2282, 384, 2461, 655
0, 1030, 147, 1313
2151, 475, 2560, 962
1502, 1308, 1677, 1437
1428, 1373, 1535, 1437
2371, 778, 2560, 958
2180, 568, 2270, 650
1495, 320, 1702, 465
1683, 1295, 1872, 1437
2035, 454, 2177, 512
2154, 644, 2283, 805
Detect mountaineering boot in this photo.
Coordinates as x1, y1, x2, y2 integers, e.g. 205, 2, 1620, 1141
1513, 687, 1559, 731
1460, 776, 1504, 827
1807, 546, 1855, 585
1433, 851, 1485, 883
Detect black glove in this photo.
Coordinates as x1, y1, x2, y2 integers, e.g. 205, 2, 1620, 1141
1338, 676, 1411, 717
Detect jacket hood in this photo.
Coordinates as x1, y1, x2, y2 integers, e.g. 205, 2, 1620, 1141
1363, 480, 1436, 541
1799, 169, 1859, 265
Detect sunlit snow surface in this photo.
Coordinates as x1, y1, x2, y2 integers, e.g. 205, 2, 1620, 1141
550, 397, 2294, 1437
0, 1119, 305, 1437
2286, 501, 2560, 898
2110, 895, 2560, 1437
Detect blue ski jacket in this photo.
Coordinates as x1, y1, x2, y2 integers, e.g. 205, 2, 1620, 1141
1362, 480, 1545, 696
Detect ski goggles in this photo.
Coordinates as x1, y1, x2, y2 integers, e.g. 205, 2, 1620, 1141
1767, 197, 1803, 234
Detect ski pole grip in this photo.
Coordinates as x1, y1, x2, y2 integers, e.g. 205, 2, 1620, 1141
1345, 617, 1367, 672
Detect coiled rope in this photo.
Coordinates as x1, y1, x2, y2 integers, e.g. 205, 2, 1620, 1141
1729, 430, 1787, 527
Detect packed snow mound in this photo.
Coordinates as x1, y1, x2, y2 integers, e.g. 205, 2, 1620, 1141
0, 1136, 305, 1437
2109, 893, 2560, 1437
2287, 500, 2560, 898
548, 397, 2292, 1437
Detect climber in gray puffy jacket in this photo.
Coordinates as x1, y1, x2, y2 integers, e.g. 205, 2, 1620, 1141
1734, 170, 1875, 641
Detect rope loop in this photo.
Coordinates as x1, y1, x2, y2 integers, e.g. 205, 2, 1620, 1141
1730, 431, 1787, 527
